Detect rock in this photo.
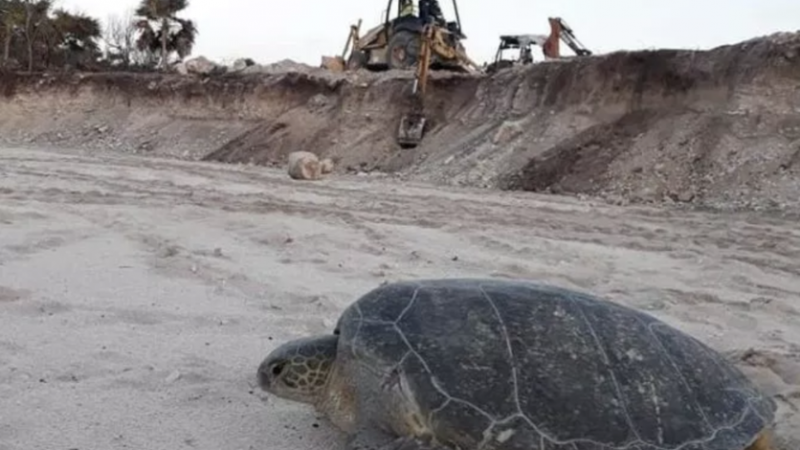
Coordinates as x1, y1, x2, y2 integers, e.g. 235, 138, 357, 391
492, 120, 524, 145
185, 56, 218, 75
287, 151, 323, 180
307, 94, 330, 110
165, 370, 181, 383
249, 59, 316, 74
241, 64, 265, 74
677, 190, 695, 203
232, 58, 256, 71
320, 157, 335, 174
174, 62, 188, 75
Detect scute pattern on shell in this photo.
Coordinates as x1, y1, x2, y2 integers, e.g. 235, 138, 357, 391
334, 278, 777, 450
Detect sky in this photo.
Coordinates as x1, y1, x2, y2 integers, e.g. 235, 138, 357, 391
56, 0, 800, 66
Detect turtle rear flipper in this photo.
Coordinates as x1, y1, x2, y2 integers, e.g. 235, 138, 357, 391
346, 428, 446, 450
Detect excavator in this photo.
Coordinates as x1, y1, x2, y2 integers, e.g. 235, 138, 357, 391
485, 17, 592, 74
322, 0, 479, 73
321, 0, 482, 147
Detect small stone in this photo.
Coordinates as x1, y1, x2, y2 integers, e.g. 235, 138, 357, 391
677, 191, 695, 203
320, 158, 335, 174
165, 370, 181, 383
491, 120, 523, 145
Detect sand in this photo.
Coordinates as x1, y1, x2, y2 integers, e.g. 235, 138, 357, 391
0, 146, 798, 450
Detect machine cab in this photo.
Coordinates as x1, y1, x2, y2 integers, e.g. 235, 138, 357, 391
381, 0, 466, 39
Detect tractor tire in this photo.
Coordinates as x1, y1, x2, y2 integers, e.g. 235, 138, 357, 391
387, 30, 421, 70
347, 50, 367, 70
486, 60, 514, 75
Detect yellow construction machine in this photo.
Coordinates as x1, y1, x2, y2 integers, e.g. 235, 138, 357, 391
322, 0, 482, 147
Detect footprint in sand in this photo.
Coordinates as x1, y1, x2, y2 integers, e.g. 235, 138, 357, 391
0, 286, 29, 302
750, 296, 800, 317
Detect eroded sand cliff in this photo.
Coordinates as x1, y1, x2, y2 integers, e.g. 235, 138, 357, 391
1, 32, 799, 212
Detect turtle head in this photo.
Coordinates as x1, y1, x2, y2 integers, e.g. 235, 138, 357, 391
257, 334, 338, 405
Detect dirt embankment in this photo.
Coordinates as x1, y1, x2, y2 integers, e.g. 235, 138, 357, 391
1, 32, 799, 211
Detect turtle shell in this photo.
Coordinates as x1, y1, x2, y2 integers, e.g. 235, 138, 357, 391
333, 278, 776, 450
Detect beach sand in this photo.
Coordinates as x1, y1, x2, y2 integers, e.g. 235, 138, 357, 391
0, 147, 797, 450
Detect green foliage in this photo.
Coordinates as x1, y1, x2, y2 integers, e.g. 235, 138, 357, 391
0, 0, 104, 70
133, 0, 196, 68
51, 9, 101, 52
133, 0, 189, 20
0, 0, 196, 71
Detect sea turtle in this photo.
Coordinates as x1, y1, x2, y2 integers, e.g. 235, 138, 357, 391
256, 278, 777, 450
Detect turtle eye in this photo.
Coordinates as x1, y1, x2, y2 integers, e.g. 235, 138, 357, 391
271, 362, 285, 377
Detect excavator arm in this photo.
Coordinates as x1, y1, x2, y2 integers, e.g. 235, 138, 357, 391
396, 24, 481, 147
542, 17, 592, 59
396, 24, 434, 147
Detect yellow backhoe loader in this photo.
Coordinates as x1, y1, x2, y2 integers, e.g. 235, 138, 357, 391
323, 0, 479, 73
321, 0, 482, 147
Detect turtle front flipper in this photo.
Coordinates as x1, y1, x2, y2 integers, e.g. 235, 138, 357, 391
346, 427, 395, 450
346, 428, 448, 450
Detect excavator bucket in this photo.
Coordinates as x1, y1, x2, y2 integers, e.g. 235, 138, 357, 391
321, 20, 363, 72
397, 112, 427, 147
321, 56, 345, 72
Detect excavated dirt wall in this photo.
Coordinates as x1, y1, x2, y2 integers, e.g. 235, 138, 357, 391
1, 31, 799, 212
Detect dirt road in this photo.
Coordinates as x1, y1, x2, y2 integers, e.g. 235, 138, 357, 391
0, 147, 798, 450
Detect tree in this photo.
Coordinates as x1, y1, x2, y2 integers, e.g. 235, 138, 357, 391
0, 0, 103, 71
20, 0, 51, 71
49, 8, 101, 68
0, 0, 26, 66
103, 9, 153, 67
133, 0, 196, 69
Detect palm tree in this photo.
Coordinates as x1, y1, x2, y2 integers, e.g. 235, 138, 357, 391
134, 0, 196, 69
49, 9, 101, 68
0, 0, 104, 70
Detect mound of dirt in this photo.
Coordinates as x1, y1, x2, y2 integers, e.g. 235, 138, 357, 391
1, 31, 799, 212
